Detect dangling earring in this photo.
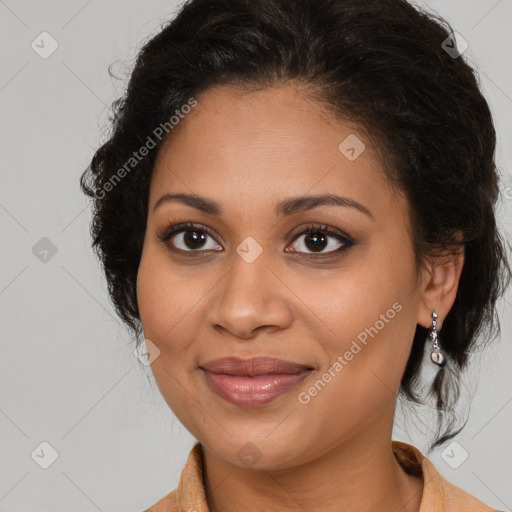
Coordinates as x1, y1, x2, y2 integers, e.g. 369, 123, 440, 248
429, 311, 445, 366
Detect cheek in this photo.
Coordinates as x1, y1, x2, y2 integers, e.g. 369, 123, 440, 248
136, 254, 170, 339
307, 261, 407, 343
136, 250, 198, 414
308, 251, 418, 393
136, 247, 201, 349
296, 302, 415, 444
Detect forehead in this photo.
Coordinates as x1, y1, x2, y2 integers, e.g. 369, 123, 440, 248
150, 83, 402, 218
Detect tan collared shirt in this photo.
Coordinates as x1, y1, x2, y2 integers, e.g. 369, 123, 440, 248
144, 441, 498, 511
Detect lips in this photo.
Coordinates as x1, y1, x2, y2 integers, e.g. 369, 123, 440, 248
200, 357, 314, 407
201, 356, 312, 375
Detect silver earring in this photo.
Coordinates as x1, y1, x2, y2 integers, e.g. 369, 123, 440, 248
429, 311, 445, 366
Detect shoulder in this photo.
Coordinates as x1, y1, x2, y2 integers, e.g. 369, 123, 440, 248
420, 455, 497, 512
143, 489, 180, 512
392, 441, 498, 512
143, 443, 208, 512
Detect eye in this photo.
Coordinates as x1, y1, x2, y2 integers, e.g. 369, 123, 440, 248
156, 221, 354, 257
156, 222, 222, 253
286, 223, 354, 257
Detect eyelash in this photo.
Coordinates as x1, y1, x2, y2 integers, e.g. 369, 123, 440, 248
156, 221, 354, 258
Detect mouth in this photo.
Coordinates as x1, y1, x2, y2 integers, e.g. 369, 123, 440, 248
199, 356, 314, 407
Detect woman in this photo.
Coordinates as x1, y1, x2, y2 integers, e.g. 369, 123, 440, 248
80, 0, 510, 510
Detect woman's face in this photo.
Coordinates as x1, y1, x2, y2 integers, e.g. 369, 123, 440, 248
137, 83, 428, 470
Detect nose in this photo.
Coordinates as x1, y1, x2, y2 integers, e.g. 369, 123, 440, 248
206, 249, 293, 340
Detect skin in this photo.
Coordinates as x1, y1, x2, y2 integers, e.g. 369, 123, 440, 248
136, 83, 465, 512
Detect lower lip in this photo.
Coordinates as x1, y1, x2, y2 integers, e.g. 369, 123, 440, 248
202, 369, 312, 407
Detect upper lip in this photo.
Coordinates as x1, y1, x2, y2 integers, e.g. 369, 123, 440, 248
200, 357, 313, 376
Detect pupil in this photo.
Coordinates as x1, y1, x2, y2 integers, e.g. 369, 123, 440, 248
305, 232, 326, 252
185, 230, 206, 249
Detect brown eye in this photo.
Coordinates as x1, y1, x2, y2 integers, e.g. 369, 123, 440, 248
178, 230, 208, 250
157, 222, 354, 258
157, 222, 223, 253
287, 224, 354, 256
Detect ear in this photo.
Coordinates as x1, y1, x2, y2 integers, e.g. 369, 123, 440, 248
417, 245, 465, 330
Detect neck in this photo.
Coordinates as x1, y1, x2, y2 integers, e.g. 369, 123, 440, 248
202, 421, 424, 512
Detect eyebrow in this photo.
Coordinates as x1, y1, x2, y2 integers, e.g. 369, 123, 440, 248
153, 192, 373, 219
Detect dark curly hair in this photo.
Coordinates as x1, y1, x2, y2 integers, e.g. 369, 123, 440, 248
80, 0, 511, 451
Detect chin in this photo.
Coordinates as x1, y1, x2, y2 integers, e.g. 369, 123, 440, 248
199, 428, 313, 471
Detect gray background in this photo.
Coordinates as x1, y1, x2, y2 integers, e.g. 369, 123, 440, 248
0, 0, 511, 510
